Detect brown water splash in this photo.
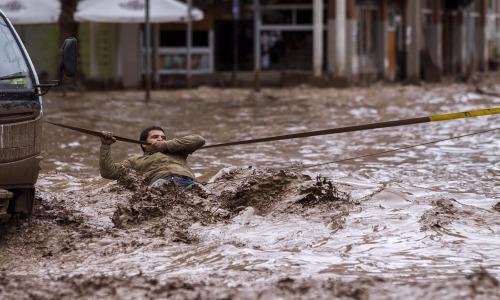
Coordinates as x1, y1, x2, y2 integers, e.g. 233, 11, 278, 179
111, 169, 224, 242
111, 167, 354, 240
213, 168, 352, 213
493, 202, 500, 213
419, 198, 460, 231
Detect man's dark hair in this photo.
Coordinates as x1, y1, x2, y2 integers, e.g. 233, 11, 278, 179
140, 126, 165, 152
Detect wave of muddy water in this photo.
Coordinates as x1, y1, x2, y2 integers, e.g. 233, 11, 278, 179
1, 78, 499, 299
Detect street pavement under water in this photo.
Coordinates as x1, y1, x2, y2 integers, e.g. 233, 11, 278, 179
0, 79, 499, 299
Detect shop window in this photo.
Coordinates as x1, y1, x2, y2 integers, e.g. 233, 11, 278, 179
296, 9, 313, 24
256, 4, 322, 71
144, 29, 213, 74
261, 31, 312, 70
260, 5, 322, 27
262, 10, 293, 25
160, 30, 209, 47
214, 20, 254, 71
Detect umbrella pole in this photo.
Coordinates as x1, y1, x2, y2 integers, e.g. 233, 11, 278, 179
232, 18, 238, 86
145, 0, 151, 102
232, 0, 240, 86
187, 0, 193, 89
253, 0, 261, 92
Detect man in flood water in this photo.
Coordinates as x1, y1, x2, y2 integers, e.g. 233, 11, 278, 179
99, 126, 205, 187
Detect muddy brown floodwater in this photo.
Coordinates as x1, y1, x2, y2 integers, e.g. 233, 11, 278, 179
1, 75, 500, 299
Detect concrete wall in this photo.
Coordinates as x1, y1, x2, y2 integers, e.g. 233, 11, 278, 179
118, 24, 141, 88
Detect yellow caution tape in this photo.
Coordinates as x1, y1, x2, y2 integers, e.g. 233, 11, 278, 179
429, 107, 500, 122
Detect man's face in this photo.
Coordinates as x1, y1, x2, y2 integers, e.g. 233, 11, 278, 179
147, 129, 166, 144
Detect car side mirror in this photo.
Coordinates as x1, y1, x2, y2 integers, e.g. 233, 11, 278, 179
59, 37, 78, 80
35, 37, 78, 96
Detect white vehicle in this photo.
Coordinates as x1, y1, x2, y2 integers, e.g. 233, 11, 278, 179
0, 9, 77, 222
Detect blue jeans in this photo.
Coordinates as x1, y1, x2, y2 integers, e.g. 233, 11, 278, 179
151, 175, 195, 188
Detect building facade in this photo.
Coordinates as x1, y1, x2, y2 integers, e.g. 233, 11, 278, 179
17, 0, 500, 88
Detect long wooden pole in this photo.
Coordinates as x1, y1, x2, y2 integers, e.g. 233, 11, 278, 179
45, 121, 149, 145
201, 108, 500, 149
45, 108, 500, 148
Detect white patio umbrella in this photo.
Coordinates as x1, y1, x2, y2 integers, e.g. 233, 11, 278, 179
74, 0, 203, 23
75, 0, 203, 99
0, 0, 60, 24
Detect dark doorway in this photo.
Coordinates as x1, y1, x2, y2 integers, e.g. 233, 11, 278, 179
214, 20, 254, 71
261, 31, 313, 71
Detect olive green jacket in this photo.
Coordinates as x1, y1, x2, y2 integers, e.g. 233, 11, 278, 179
99, 135, 205, 183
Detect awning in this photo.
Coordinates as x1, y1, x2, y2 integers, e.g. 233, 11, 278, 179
75, 0, 203, 23
0, 0, 60, 24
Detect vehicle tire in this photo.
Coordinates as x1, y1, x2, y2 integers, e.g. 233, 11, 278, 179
8, 188, 35, 216
0, 189, 13, 222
